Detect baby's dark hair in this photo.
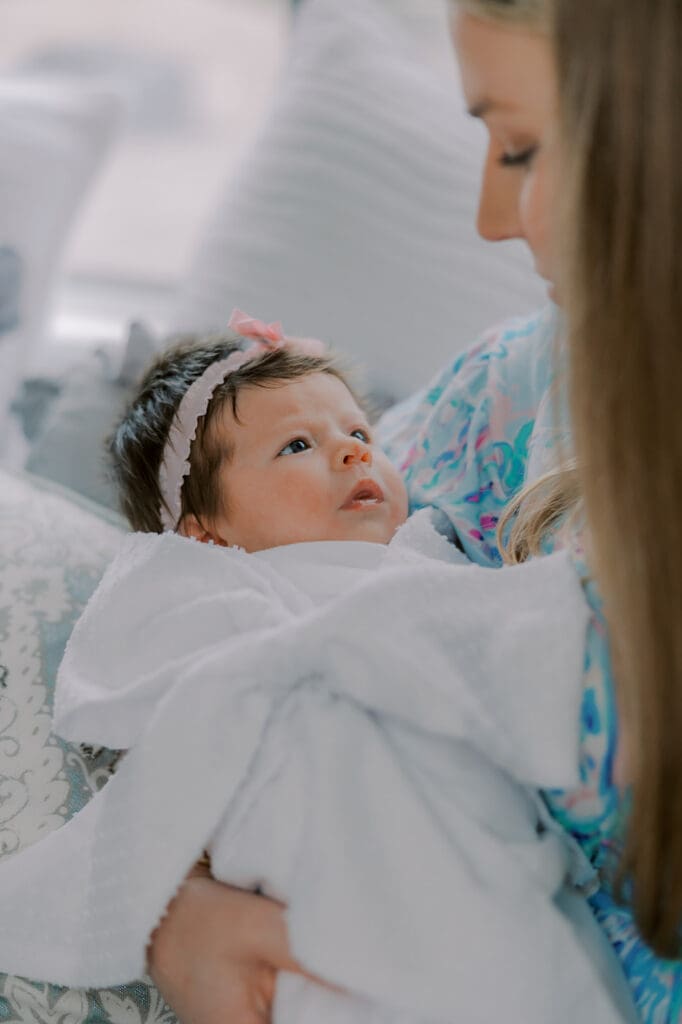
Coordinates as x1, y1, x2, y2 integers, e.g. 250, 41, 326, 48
108, 334, 361, 533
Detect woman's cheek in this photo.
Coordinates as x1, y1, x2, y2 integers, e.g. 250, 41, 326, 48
476, 146, 525, 243
520, 164, 554, 281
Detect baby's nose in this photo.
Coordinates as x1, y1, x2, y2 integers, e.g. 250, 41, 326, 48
338, 441, 372, 468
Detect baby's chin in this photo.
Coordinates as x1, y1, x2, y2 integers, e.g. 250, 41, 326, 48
333, 513, 409, 546
243, 509, 409, 550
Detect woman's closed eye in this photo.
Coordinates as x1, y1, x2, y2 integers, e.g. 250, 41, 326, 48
498, 145, 538, 169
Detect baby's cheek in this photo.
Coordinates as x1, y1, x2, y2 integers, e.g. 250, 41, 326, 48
388, 473, 409, 524
283, 485, 331, 538
291, 481, 326, 513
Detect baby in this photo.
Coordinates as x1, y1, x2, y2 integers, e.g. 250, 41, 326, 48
110, 309, 409, 551
0, 313, 623, 1024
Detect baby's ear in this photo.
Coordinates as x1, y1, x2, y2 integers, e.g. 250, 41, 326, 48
177, 514, 227, 546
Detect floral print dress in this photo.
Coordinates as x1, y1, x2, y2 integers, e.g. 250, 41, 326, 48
377, 307, 682, 1023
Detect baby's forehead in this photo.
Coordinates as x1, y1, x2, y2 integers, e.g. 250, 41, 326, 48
290, 371, 363, 413
251, 371, 361, 417
216, 371, 364, 437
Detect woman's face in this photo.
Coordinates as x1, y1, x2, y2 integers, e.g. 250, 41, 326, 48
451, 11, 559, 299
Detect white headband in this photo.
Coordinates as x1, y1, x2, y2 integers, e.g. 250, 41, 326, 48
157, 309, 326, 531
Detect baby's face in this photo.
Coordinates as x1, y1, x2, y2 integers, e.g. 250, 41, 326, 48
207, 373, 408, 552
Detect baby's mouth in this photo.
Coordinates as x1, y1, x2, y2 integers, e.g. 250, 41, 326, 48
340, 479, 385, 510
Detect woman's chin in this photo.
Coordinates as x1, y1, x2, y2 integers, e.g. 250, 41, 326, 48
534, 266, 561, 305
545, 280, 561, 305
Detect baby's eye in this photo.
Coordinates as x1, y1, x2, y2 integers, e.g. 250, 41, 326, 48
279, 438, 311, 456
351, 428, 371, 443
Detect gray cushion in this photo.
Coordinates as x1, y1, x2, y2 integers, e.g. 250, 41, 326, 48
24, 351, 128, 510
23, 322, 160, 511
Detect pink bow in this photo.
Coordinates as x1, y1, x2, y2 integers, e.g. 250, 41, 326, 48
228, 307, 328, 360
228, 308, 285, 345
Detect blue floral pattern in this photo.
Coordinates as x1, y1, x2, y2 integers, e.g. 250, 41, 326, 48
379, 306, 562, 566
379, 308, 682, 1022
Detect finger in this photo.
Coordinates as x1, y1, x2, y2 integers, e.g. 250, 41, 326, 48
251, 899, 301, 974
250, 900, 343, 992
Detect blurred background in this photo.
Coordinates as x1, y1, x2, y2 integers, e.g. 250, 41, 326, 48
1, 0, 289, 323
0, 0, 545, 492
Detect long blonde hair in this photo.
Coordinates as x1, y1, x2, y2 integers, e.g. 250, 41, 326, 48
554, 0, 682, 956
456, 0, 682, 958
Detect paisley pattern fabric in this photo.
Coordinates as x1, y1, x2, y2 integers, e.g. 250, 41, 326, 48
378, 305, 566, 567
0, 468, 177, 1024
378, 307, 682, 1022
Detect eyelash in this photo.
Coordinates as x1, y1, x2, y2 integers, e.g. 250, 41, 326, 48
498, 145, 538, 168
278, 428, 371, 456
278, 438, 310, 456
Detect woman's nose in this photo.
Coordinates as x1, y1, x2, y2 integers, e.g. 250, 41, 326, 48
334, 439, 372, 469
476, 151, 524, 242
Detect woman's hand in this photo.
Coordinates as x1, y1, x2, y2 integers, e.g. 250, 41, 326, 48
147, 866, 302, 1024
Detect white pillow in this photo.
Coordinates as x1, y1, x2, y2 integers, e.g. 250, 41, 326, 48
0, 469, 177, 1022
171, 0, 546, 399
0, 77, 120, 459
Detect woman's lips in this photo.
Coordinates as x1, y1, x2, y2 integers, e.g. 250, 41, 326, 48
340, 478, 385, 510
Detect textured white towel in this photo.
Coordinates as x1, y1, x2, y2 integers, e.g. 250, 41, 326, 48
0, 513, 632, 1022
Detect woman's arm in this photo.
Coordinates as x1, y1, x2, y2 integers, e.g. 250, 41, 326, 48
148, 867, 301, 1024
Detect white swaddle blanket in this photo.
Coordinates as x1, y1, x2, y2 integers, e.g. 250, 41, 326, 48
0, 511, 634, 1023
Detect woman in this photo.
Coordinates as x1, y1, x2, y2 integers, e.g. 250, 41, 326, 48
148, 1, 682, 1021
